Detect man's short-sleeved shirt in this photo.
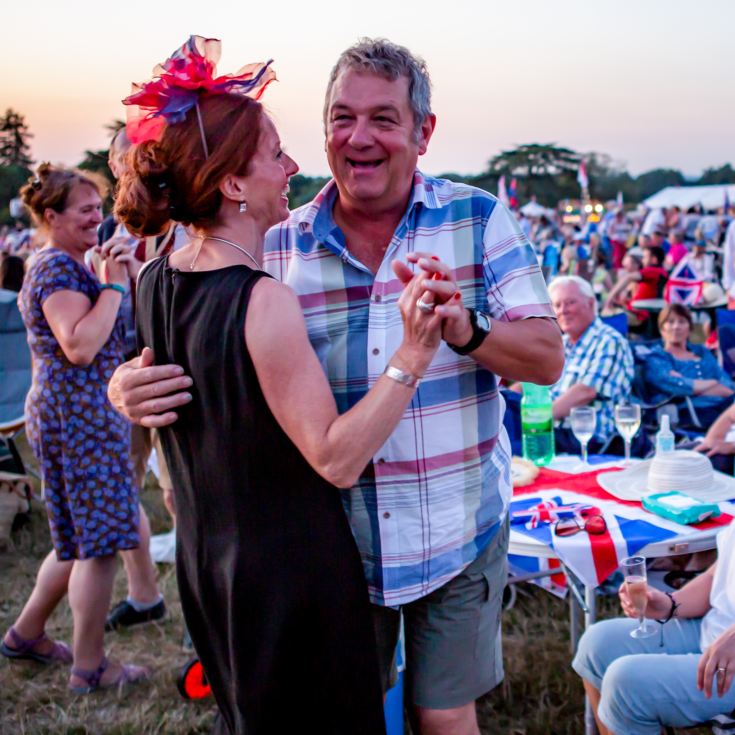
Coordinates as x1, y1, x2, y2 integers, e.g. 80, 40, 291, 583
550, 317, 634, 442
263, 171, 554, 606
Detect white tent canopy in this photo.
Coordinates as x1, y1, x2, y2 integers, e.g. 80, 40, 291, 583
643, 184, 735, 212
520, 200, 553, 218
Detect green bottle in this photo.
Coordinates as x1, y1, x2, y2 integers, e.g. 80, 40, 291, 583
521, 382, 555, 466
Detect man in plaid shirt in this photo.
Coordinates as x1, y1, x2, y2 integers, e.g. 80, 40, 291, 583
109, 38, 562, 734
547, 276, 634, 451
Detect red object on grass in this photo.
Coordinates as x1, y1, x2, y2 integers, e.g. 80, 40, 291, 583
177, 658, 212, 700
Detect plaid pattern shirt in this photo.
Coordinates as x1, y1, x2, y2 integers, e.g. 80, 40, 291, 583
551, 317, 634, 441
263, 171, 554, 606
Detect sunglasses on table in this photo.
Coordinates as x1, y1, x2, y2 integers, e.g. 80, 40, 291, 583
553, 514, 607, 537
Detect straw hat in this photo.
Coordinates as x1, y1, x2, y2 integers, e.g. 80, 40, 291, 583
597, 450, 735, 503
701, 282, 725, 304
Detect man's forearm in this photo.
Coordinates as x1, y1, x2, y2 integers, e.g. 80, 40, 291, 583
552, 383, 598, 421
468, 317, 563, 385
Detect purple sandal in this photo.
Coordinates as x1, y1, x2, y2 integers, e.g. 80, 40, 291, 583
69, 656, 149, 694
0, 626, 72, 665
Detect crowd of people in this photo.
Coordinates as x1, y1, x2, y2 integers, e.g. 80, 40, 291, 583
523, 198, 734, 300
0, 33, 734, 735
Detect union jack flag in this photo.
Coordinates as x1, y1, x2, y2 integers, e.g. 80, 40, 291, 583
508, 178, 518, 210
665, 261, 703, 306
512, 499, 593, 529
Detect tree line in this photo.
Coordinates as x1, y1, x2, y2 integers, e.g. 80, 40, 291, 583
1, 109, 734, 224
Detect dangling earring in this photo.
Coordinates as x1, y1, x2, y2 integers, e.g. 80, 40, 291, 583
239, 201, 248, 214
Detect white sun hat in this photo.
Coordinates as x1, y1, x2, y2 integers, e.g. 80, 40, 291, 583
597, 449, 735, 503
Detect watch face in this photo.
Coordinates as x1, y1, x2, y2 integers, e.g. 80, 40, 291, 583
476, 311, 492, 333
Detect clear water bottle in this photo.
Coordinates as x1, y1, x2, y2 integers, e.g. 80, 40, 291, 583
655, 413, 675, 454
521, 382, 555, 466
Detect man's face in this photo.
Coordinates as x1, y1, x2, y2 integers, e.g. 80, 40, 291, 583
551, 283, 595, 341
108, 136, 132, 181
325, 69, 434, 214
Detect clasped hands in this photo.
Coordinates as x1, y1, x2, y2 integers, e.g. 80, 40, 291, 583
96, 235, 145, 282
393, 251, 473, 348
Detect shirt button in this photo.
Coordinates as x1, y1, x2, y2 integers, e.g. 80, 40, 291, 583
374, 294, 382, 303
372, 348, 380, 355
377, 458, 386, 464
383, 511, 391, 519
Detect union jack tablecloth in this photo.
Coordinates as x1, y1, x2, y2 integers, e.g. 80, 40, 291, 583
509, 466, 735, 590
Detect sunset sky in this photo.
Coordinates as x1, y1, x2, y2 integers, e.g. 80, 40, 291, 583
2, 0, 733, 178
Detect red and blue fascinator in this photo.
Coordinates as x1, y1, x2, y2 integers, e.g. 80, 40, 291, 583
123, 35, 275, 152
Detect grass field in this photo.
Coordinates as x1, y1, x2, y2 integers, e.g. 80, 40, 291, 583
0, 439, 709, 734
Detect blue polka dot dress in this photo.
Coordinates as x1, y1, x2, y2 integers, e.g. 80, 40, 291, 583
18, 248, 139, 560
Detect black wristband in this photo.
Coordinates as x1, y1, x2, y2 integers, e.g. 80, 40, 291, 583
656, 591, 679, 624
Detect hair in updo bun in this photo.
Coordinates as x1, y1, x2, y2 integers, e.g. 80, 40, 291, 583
115, 92, 263, 237
20, 163, 108, 227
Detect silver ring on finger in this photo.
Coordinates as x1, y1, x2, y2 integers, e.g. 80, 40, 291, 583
416, 297, 435, 314
717, 667, 727, 674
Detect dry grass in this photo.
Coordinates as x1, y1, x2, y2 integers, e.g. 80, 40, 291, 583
0, 438, 709, 734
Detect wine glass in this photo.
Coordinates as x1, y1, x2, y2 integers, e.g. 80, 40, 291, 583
570, 406, 596, 466
621, 556, 657, 638
614, 403, 641, 464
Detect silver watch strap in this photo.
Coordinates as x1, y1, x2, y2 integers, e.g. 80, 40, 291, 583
383, 365, 421, 388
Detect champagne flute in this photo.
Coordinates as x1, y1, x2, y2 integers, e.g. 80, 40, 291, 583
615, 403, 641, 464
621, 556, 657, 638
570, 406, 596, 466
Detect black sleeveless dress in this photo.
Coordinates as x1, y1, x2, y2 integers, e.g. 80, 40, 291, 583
136, 259, 385, 735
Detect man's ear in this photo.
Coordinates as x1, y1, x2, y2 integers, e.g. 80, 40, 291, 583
417, 114, 437, 157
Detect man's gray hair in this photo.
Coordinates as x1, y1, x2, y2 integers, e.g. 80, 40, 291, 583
548, 275, 598, 314
322, 37, 432, 139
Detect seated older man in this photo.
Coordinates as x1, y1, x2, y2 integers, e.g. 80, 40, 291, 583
547, 275, 635, 453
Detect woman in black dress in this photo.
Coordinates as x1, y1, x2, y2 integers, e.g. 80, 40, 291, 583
115, 38, 442, 734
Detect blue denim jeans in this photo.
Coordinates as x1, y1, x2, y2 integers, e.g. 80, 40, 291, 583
572, 616, 735, 735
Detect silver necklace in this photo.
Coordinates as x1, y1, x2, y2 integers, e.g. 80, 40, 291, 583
189, 236, 261, 271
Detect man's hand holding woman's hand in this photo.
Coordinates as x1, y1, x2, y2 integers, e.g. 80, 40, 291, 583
390, 259, 444, 378
392, 251, 473, 348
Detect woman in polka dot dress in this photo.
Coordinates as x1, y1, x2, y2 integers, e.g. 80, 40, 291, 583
0, 164, 148, 692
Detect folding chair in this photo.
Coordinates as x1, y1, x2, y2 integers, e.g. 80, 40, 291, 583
0, 289, 33, 537
600, 311, 629, 337
716, 309, 735, 378
663, 710, 735, 735
629, 341, 704, 445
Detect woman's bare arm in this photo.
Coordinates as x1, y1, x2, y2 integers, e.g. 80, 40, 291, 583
246, 273, 442, 489
43, 288, 125, 366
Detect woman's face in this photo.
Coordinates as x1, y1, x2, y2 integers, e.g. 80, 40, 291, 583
45, 184, 103, 252
661, 313, 691, 346
242, 116, 299, 231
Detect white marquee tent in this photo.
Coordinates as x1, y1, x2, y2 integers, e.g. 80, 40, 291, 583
643, 184, 735, 211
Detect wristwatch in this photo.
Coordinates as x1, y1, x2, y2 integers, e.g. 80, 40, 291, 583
447, 308, 492, 355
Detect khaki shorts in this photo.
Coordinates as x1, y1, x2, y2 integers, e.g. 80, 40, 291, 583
130, 425, 171, 491
372, 519, 508, 709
